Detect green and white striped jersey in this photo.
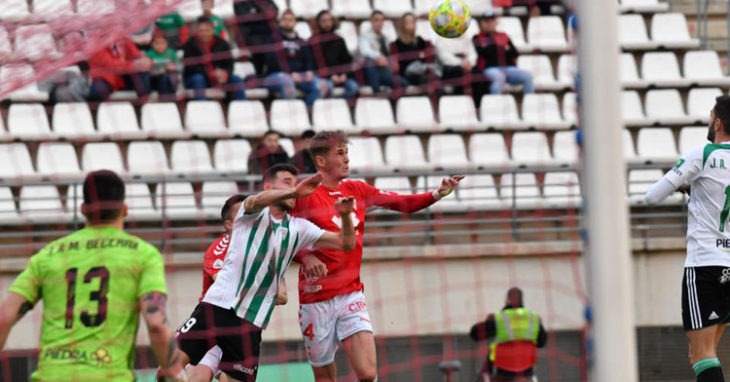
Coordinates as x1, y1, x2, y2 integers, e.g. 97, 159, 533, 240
203, 202, 325, 327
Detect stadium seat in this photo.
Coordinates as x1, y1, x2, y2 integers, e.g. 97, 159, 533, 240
279, 138, 295, 157
543, 171, 581, 208
397, 96, 439, 132
233, 62, 256, 79
81, 143, 125, 172
679, 126, 709, 154
556, 54, 576, 89
359, 20, 398, 43
15, 24, 58, 61
526, 16, 568, 52
500, 173, 544, 209
128, 142, 170, 175
687, 88, 721, 123
645, 89, 695, 126
618, 15, 657, 50
479, 94, 526, 129
212, 0, 234, 19
170, 141, 214, 174
141, 102, 185, 138
348, 137, 384, 171
33, 0, 73, 19
619, 0, 669, 13
19, 186, 68, 221
458, 175, 505, 210
0, 144, 35, 177
0, 114, 6, 140
0, 187, 18, 220
202, 181, 239, 216
0, 27, 11, 58
636, 127, 677, 163
52, 102, 97, 138
156, 182, 201, 219
1, 0, 30, 21
176, 0, 203, 21
36, 143, 81, 176
339, 21, 359, 54
628, 169, 681, 205
438, 95, 481, 131
498, 17, 529, 52
295, 21, 312, 40
683, 51, 730, 87
270, 99, 311, 136
227, 100, 269, 138
373, 0, 413, 16
289, 0, 329, 18
517, 55, 564, 91
374, 177, 413, 195
312, 99, 357, 132
214, 139, 252, 173
185, 101, 228, 136
7, 103, 52, 138
463, 0, 493, 14
562, 92, 577, 125
620, 53, 647, 89
332, 0, 372, 18
355, 98, 397, 133
521, 94, 568, 130
125, 183, 158, 220
384, 135, 428, 170
621, 90, 650, 127
650, 13, 700, 49
641, 52, 690, 88
623, 129, 638, 161
413, 0, 432, 15
77, 0, 115, 15
469, 133, 511, 168
96, 102, 144, 138
0, 65, 48, 102
511, 132, 553, 166
428, 134, 469, 168
553, 131, 578, 165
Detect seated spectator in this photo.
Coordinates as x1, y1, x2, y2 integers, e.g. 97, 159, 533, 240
155, 11, 189, 49
234, 0, 279, 77
310, 10, 358, 100
262, 9, 327, 107
472, 11, 533, 95
202, 0, 229, 40
87, 37, 153, 102
390, 12, 434, 87
182, 17, 245, 101
359, 10, 407, 93
146, 34, 179, 99
290, 129, 316, 174
248, 130, 290, 174
435, 27, 477, 95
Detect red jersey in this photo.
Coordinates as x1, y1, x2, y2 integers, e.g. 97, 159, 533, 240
201, 233, 230, 298
292, 180, 436, 304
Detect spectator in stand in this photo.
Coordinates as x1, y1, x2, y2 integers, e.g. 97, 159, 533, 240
434, 28, 477, 95
145, 34, 179, 98
310, 10, 359, 101
182, 16, 246, 101
472, 11, 533, 95
263, 9, 327, 107
390, 12, 435, 87
234, 0, 279, 77
87, 37, 153, 102
155, 11, 189, 49
248, 130, 290, 174
201, 0, 229, 40
359, 10, 407, 94
290, 129, 316, 174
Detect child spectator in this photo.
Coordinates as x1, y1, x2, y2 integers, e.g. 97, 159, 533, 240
145, 34, 179, 98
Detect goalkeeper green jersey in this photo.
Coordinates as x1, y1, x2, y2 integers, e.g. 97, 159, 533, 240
9, 226, 167, 382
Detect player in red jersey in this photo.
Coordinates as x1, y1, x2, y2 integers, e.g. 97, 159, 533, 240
293, 131, 463, 381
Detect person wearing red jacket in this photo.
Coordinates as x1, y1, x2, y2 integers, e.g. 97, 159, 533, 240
87, 37, 153, 101
292, 130, 463, 382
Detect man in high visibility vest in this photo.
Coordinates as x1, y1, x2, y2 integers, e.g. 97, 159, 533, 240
470, 287, 547, 381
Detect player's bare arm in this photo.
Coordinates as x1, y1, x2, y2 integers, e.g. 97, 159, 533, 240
140, 292, 186, 381
314, 196, 356, 251
244, 172, 324, 214
433, 175, 465, 200
276, 277, 288, 305
0, 292, 33, 350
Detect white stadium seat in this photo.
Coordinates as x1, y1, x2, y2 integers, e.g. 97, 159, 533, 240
620, 0, 669, 13
97, 102, 143, 137
636, 127, 678, 163
373, 0, 413, 17
618, 14, 657, 50
469, 133, 510, 167
645, 89, 694, 126
33, 0, 73, 19
641, 52, 690, 88
19, 186, 68, 221
438, 95, 481, 131
511, 132, 553, 166
684, 51, 730, 87
348, 137, 384, 171
0, 187, 17, 220
384, 135, 428, 170
623, 129, 638, 161
157, 182, 201, 218
313, 99, 356, 132
498, 17, 529, 51
556, 54, 576, 88
651, 13, 700, 49
428, 134, 469, 167
77, 0, 115, 15
289, 0, 329, 18
620, 53, 647, 89
562, 92, 577, 125
621, 90, 650, 126
176, 0, 203, 21
15, 24, 57, 61
479, 94, 525, 129
679, 126, 709, 154
413, 0, 433, 15
0, 144, 35, 177
36, 143, 81, 176
629, 169, 681, 205
128, 142, 170, 175
52, 102, 96, 137
687, 88, 722, 123
332, 0, 372, 18
214, 139, 252, 173
170, 141, 214, 173
0, 65, 47, 102
228, 100, 269, 137
279, 138, 295, 157
7, 103, 52, 138
0, 27, 11, 58
500, 173, 543, 209
141, 102, 185, 137
202, 181, 239, 213
185, 101, 227, 136
374, 177, 413, 195
397, 96, 439, 132
82, 143, 125, 172
553, 131, 579, 165
339, 22, 360, 54
1, 0, 30, 21
458, 175, 505, 210
356, 98, 397, 133
295, 22, 311, 40
125, 183, 157, 219
543, 172, 581, 208
517, 55, 564, 91
526, 16, 568, 52
521, 93, 568, 129
270, 100, 311, 136
212, 0, 234, 18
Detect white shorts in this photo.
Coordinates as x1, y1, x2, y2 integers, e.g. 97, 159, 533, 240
299, 291, 373, 367
197, 345, 222, 376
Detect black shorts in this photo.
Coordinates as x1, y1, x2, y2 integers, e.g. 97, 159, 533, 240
682, 267, 730, 331
176, 302, 262, 381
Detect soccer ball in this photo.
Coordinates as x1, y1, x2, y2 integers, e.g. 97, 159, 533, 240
429, 0, 472, 38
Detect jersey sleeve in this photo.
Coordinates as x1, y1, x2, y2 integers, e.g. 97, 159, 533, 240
357, 181, 436, 213
203, 237, 227, 277
8, 252, 43, 305
664, 148, 703, 188
137, 244, 167, 298
294, 217, 327, 250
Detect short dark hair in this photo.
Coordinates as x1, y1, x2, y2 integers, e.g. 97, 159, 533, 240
280, 8, 295, 18
309, 130, 349, 161
263, 130, 281, 139
83, 170, 125, 223
264, 163, 299, 182
221, 194, 246, 221
196, 16, 214, 27
715, 96, 730, 134
301, 129, 316, 140
370, 10, 384, 19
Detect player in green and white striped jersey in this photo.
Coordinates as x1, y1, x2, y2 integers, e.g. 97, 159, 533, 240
176, 164, 355, 382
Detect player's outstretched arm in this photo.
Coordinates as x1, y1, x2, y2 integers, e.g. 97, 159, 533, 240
314, 196, 356, 251
0, 292, 33, 350
369, 175, 464, 213
140, 292, 186, 381
244, 173, 324, 214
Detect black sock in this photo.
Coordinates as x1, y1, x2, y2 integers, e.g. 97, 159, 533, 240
697, 366, 725, 382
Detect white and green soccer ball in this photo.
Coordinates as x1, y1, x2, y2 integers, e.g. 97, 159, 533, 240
429, 0, 472, 38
